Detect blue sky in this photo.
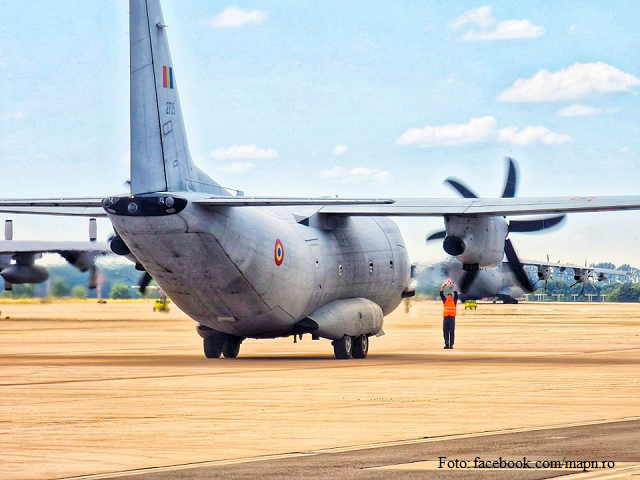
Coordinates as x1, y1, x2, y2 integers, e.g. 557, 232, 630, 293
1, 1, 639, 267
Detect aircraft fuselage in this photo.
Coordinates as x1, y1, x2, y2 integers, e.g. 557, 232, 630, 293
107, 193, 410, 339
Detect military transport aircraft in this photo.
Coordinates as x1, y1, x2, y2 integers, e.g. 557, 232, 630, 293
528, 258, 628, 295
2, 0, 640, 359
0, 218, 109, 291
445, 258, 628, 304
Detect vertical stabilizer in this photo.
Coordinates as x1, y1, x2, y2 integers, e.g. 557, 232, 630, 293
129, 0, 228, 195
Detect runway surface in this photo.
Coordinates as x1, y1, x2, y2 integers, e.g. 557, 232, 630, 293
1, 300, 639, 479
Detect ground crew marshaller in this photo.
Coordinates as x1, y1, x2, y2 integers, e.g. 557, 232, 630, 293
439, 279, 458, 349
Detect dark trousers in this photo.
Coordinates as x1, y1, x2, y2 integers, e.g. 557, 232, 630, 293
443, 316, 455, 346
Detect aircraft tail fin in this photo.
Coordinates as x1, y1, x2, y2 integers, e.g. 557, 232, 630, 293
129, 0, 229, 196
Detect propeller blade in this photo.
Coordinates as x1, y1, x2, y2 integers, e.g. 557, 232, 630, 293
426, 230, 446, 242
444, 179, 478, 199
460, 269, 479, 293
501, 157, 517, 198
508, 215, 565, 233
139, 271, 153, 295
504, 239, 534, 292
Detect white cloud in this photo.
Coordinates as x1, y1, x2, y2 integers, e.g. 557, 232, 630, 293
209, 145, 278, 160
499, 62, 640, 103
320, 167, 390, 184
557, 104, 622, 117
396, 116, 498, 147
557, 104, 602, 117
396, 116, 572, 147
448, 6, 545, 41
620, 146, 630, 153
497, 126, 572, 146
214, 162, 256, 173
1, 111, 27, 122
333, 145, 348, 156
204, 7, 267, 29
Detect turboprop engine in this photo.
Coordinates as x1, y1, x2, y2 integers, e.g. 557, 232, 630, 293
442, 215, 507, 269
537, 265, 552, 281
426, 158, 565, 293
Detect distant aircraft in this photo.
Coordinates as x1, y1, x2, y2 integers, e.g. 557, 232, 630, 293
445, 260, 528, 304
528, 258, 628, 295
0, 218, 109, 290
445, 257, 628, 303
2, 0, 640, 359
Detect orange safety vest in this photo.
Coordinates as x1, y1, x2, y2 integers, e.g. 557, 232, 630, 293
443, 297, 456, 317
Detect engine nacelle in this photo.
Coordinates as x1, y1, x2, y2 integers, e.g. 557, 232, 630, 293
443, 215, 508, 268
60, 251, 96, 272
537, 265, 552, 280
299, 298, 383, 340
573, 269, 589, 283
1, 264, 50, 284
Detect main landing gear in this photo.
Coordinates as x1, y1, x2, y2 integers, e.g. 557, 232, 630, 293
332, 335, 369, 359
198, 326, 244, 359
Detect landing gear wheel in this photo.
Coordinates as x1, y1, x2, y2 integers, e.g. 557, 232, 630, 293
333, 335, 353, 359
222, 337, 242, 358
352, 335, 369, 359
203, 337, 222, 359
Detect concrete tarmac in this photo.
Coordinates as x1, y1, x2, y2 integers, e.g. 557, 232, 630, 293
1, 300, 639, 479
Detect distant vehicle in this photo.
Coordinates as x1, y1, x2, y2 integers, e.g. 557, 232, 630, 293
153, 294, 170, 313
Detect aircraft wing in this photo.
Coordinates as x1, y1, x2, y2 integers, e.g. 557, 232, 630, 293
0, 240, 110, 254
2, 194, 640, 217
0, 198, 108, 217
521, 259, 629, 276
193, 195, 640, 216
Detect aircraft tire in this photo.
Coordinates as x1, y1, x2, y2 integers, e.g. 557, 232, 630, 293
203, 337, 222, 359
222, 337, 242, 358
333, 335, 353, 359
352, 335, 369, 359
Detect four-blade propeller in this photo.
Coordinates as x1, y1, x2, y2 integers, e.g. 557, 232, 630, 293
427, 158, 566, 294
